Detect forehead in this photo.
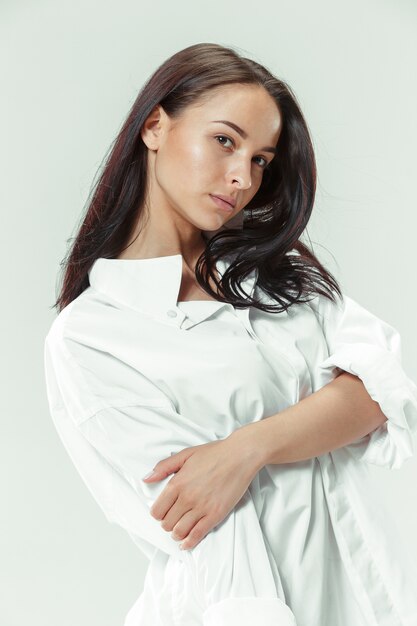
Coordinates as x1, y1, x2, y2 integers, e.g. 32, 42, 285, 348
184, 84, 282, 139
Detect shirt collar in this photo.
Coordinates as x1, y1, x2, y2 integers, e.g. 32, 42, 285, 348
87, 245, 257, 327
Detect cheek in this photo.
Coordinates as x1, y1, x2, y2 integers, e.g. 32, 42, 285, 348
154, 138, 216, 203
170, 139, 216, 192
184, 141, 215, 176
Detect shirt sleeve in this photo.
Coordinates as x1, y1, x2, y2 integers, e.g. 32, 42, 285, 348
44, 322, 298, 626
310, 291, 417, 470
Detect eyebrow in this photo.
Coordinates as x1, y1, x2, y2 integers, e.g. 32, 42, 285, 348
211, 120, 278, 154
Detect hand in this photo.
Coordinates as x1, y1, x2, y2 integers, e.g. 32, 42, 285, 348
142, 435, 260, 550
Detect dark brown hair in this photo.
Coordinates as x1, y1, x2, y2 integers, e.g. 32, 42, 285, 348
53, 42, 342, 314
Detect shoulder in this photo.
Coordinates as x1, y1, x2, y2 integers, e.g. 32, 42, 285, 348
45, 286, 116, 359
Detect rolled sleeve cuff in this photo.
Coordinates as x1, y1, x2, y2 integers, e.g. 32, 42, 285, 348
319, 343, 417, 469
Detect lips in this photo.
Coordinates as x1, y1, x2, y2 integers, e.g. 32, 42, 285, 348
212, 194, 236, 208
210, 195, 235, 212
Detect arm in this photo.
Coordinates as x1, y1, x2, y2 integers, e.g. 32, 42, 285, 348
234, 291, 417, 471
44, 326, 298, 626
229, 371, 388, 468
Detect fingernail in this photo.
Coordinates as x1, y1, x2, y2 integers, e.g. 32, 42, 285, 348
142, 470, 157, 480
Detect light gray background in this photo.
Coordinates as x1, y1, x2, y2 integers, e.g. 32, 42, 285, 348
2, 1, 416, 625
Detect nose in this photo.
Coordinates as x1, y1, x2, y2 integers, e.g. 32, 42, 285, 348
228, 159, 252, 190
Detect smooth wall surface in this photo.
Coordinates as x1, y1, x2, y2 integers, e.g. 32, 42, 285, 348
2, 1, 416, 624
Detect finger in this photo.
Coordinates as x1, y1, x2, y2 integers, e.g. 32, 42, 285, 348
150, 483, 179, 520
142, 451, 186, 482
163, 507, 202, 542
180, 514, 211, 550
141, 469, 161, 481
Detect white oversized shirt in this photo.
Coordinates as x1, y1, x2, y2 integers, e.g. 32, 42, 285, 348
43, 249, 417, 626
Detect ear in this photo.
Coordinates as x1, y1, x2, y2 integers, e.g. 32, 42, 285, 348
140, 104, 166, 150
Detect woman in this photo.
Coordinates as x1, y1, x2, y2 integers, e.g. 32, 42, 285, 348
44, 42, 417, 625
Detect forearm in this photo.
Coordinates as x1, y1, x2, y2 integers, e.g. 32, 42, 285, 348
230, 372, 388, 469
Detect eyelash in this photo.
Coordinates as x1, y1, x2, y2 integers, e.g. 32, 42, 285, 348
215, 135, 269, 169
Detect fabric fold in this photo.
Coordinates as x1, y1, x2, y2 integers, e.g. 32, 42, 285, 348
203, 596, 297, 626
310, 293, 417, 469
44, 329, 293, 621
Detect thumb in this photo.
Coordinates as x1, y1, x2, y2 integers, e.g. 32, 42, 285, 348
141, 451, 185, 482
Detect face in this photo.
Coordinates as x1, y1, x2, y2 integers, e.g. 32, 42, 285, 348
141, 83, 282, 234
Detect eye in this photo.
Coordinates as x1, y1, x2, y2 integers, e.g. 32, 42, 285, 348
253, 156, 268, 169
215, 135, 234, 148
215, 135, 269, 170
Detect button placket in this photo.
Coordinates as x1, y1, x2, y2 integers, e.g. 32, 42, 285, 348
234, 307, 258, 340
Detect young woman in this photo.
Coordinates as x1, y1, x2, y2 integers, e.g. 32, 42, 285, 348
44, 42, 417, 625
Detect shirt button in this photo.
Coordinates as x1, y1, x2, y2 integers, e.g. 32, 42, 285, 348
167, 309, 177, 318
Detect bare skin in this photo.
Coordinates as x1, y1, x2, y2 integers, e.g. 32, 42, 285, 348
116, 83, 282, 301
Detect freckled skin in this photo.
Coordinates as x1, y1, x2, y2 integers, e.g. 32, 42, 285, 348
118, 83, 282, 269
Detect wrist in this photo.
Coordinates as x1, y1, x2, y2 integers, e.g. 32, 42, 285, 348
226, 422, 269, 473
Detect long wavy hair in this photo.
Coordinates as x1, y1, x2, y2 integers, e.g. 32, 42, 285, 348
54, 42, 342, 314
